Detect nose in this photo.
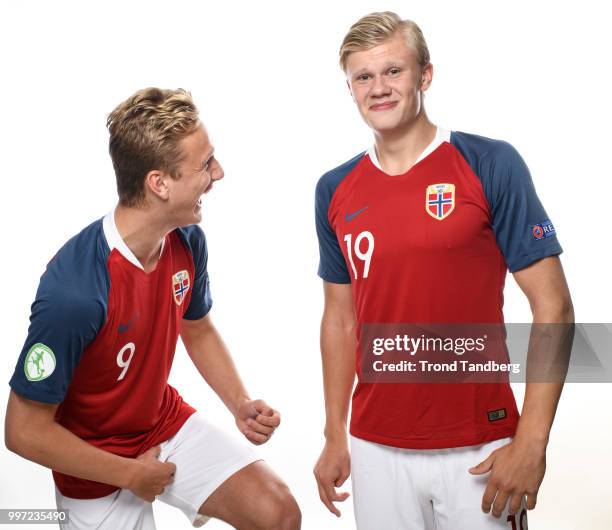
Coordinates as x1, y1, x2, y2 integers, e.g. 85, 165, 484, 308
204, 164, 224, 193
211, 164, 224, 182
370, 74, 391, 98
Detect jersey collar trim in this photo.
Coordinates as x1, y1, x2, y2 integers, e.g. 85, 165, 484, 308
102, 208, 166, 271
367, 127, 451, 171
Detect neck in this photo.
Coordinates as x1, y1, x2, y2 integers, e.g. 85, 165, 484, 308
114, 203, 173, 273
373, 112, 437, 175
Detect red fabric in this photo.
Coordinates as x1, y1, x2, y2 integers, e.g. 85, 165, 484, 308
327, 142, 519, 449
53, 232, 197, 498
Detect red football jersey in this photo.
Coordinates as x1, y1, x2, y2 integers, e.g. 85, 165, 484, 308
315, 129, 562, 448
10, 210, 212, 497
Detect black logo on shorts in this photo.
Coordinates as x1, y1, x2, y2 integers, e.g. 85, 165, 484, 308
487, 408, 507, 422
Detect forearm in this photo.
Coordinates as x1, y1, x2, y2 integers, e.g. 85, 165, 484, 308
515, 299, 574, 446
320, 316, 356, 441
7, 414, 138, 489
185, 324, 250, 416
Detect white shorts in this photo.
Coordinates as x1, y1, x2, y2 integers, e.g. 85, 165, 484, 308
350, 435, 529, 530
56, 412, 260, 530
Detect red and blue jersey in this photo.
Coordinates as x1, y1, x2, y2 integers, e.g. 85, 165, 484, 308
9, 210, 212, 498
315, 129, 563, 449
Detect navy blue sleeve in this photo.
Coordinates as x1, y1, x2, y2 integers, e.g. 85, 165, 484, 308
9, 221, 109, 404
177, 225, 213, 320
315, 153, 364, 284
451, 132, 563, 272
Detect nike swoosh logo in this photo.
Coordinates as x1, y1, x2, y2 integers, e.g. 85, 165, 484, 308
118, 313, 139, 334
345, 206, 369, 222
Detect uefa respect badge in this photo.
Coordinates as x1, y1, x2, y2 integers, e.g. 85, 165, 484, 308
24, 343, 56, 381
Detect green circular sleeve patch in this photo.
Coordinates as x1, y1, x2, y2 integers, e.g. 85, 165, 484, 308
24, 343, 56, 381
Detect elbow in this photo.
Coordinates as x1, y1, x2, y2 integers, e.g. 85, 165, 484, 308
532, 295, 574, 323
5, 406, 29, 457
321, 314, 356, 337
5, 423, 22, 455
563, 298, 575, 323
5, 423, 36, 460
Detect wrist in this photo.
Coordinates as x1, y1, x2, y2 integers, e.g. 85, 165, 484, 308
120, 458, 142, 490
324, 423, 348, 443
514, 425, 550, 452
229, 394, 251, 417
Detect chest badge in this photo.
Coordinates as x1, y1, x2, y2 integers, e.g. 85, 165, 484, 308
426, 183, 455, 221
172, 270, 190, 306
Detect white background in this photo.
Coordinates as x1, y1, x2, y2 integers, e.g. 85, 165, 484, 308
1, 1, 611, 528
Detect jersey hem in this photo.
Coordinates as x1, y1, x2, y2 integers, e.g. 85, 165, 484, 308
53, 408, 197, 499
508, 244, 563, 273
183, 301, 213, 321
317, 271, 351, 284
8, 381, 64, 405
349, 423, 517, 450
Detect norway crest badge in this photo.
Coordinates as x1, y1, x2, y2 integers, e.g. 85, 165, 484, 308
172, 270, 190, 306
426, 183, 455, 221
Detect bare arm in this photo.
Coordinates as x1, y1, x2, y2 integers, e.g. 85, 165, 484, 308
472, 256, 574, 518
313, 281, 357, 517
180, 313, 280, 445
513, 256, 574, 445
319, 282, 357, 441
4, 390, 175, 501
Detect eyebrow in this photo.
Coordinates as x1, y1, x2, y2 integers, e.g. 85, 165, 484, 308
351, 61, 405, 77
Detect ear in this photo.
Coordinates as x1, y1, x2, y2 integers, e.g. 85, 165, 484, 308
420, 62, 434, 92
144, 169, 171, 201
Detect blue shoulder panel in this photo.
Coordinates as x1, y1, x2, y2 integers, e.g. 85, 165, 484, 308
450, 131, 563, 272
315, 152, 364, 283
9, 219, 110, 404
176, 224, 213, 320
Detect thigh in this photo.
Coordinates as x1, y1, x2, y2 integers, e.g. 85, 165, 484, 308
350, 435, 435, 530
155, 411, 261, 526
432, 437, 529, 530
55, 488, 155, 530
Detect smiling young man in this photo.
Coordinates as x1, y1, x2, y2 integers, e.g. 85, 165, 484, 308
5, 88, 301, 530
313, 12, 573, 529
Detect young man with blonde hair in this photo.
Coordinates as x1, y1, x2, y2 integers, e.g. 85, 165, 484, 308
6, 87, 301, 530
314, 12, 573, 529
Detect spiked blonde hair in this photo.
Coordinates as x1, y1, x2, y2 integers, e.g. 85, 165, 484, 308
107, 87, 200, 206
339, 11, 430, 72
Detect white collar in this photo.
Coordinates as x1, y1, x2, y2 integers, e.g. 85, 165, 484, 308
367, 127, 451, 171
102, 207, 165, 271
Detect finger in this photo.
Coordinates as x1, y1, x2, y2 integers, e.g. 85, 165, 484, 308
137, 445, 161, 460
326, 484, 350, 504
526, 493, 537, 510
165, 461, 177, 475
508, 493, 524, 516
251, 399, 269, 414
255, 412, 281, 427
469, 453, 495, 475
254, 400, 276, 417
243, 429, 269, 445
334, 491, 350, 502
482, 482, 498, 513
334, 472, 350, 487
491, 491, 510, 518
246, 418, 274, 435
316, 481, 340, 517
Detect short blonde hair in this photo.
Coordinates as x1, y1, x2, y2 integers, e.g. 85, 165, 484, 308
107, 87, 200, 206
339, 11, 430, 72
